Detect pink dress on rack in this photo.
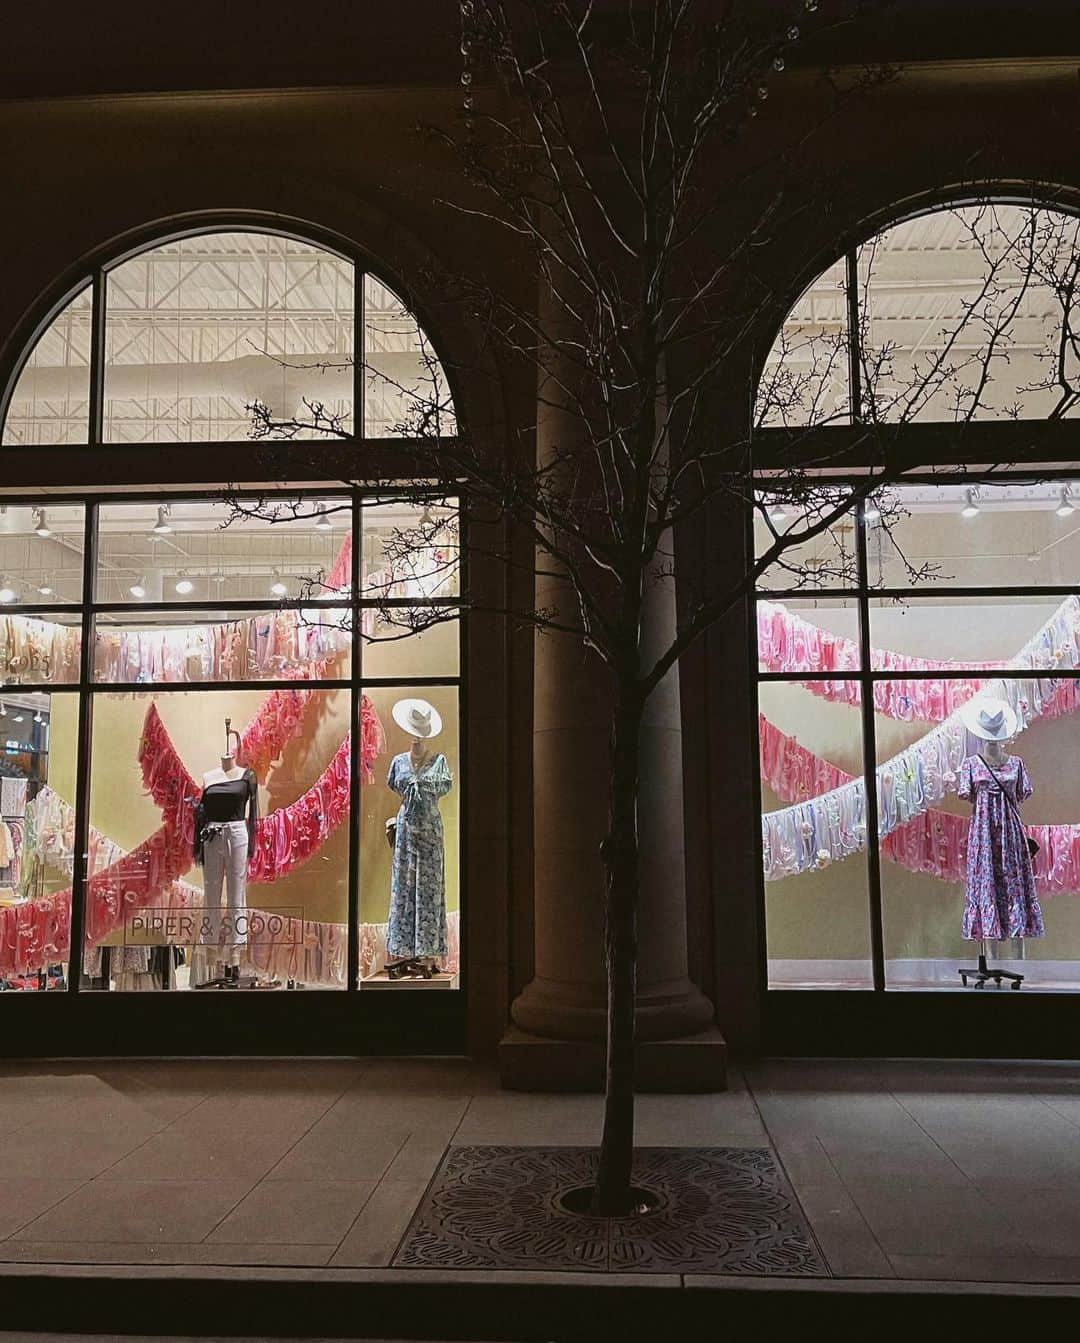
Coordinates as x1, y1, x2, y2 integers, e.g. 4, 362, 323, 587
958, 754, 1044, 941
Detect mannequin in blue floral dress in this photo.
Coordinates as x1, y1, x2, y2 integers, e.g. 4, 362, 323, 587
386, 735, 453, 963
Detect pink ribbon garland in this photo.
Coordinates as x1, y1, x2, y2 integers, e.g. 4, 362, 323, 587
0, 678, 386, 977
757, 599, 1080, 722
758, 713, 1080, 893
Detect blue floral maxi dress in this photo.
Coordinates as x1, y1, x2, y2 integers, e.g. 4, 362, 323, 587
958, 754, 1044, 941
387, 751, 453, 959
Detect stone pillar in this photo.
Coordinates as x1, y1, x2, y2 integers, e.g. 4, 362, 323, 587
498, 358, 726, 1093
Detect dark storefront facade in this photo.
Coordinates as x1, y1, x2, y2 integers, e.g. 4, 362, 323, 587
1, 6, 1079, 1075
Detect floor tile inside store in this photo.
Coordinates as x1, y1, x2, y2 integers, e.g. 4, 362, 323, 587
2, 1057, 1080, 1283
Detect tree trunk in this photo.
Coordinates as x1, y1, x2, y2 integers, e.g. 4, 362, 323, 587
592, 687, 643, 1216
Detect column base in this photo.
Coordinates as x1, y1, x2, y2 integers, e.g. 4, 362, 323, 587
498, 1023, 728, 1093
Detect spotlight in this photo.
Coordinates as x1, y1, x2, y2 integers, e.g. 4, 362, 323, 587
37, 584, 53, 596
767, 503, 788, 524
270, 570, 288, 597
961, 488, 980, 519
1057, 487, 1075, 519
863, 497, 881, 523
174, 573, 194, 595
0, 581, 15, 604
33, 508, 50, 538
32, 711, 43, 724
13, 715, 23, 724
314, 505, 333, 532
0, 705, 7, 718
151, 505, 172, 536
129, 576, 147, 599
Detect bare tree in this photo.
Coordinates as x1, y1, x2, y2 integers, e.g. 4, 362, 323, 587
226, 1, 1080, 1214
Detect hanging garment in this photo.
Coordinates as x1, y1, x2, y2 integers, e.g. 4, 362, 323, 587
386, 751, 452, 959
958, 754, 1044, 940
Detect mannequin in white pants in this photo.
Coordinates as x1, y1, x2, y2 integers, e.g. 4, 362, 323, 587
194, 723, 258, 987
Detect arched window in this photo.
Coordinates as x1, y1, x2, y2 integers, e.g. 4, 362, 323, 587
2, 228, 454, 446
752, 198, 1080, 1006
0, 223, 465, 1039
756, 202, 1080, 428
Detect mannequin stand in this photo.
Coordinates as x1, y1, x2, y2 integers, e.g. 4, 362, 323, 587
958, 951, 1023, 990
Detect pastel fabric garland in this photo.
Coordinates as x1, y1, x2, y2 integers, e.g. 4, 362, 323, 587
0, 689, 386, 975
10, 784, 461, 985
757, 595, 1080, 720
761, 669, 1076, 883
758, 715, 1080, 894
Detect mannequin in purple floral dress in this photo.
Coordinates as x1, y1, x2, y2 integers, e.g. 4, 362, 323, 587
957, 701, 1043, 942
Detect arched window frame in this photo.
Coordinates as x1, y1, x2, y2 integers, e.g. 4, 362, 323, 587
750, 191, 1080, 1032
0, 217, 459, 462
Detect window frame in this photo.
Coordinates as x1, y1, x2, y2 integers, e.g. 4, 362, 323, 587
750, 193, 1080, 1023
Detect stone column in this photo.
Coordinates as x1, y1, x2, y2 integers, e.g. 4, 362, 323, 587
498, 359, 725, 1092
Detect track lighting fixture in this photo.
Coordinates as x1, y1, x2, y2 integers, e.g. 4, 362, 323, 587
129, 576, 147, 599
314, 505, 333, 531
1056, 487, 1075, 519
33, 508, 50, 538
961, 488, 980, 519
270, 570, 288, 597
150, 505, 172, 536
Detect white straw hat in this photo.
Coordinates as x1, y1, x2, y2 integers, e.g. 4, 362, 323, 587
961, 697, 1018, 742
392, 697, 442, 739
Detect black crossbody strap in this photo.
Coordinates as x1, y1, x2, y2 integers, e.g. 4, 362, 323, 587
981, 756, 1025, 827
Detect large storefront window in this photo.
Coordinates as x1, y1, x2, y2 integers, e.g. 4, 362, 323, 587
758, 480, 1080, 992
755, 199, 1080, 1001
0, 225, 464, 1014
0, 491, 463, 996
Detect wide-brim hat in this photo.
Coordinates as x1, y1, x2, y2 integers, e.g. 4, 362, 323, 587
392, 697, 442, 739
961, 697, 1018, 742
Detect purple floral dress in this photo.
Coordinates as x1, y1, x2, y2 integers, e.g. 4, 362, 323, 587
957, 754, 1043, 941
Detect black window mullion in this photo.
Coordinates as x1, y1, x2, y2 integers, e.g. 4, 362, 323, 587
845, 250, 862, 426
855, 496, 885, 992
67, 502, 98, 993
354, 269, 365, 441
346, 489, 362, 991
87, 269, 106, 448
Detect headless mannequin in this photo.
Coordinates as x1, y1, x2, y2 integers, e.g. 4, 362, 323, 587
196, 721, 257, 986
385, 731, 442, 979
959, 732, 1024, 989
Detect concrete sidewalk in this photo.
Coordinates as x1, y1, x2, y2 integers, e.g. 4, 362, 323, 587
2, 1055, 1080, 1286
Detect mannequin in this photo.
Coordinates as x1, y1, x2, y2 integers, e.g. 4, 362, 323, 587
384, 698, 452, 980
194, 719, 258, 987
956, 699, 1043, 989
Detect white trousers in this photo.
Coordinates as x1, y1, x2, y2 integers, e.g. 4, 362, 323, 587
202, 820, 249, 967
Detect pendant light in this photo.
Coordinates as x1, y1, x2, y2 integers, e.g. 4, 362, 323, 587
151, 505, 172, 536
129, 576, 147, 599
960, 488, 980, 519
33, 507, 51, 538
314, 504, 333, 531
1056, 487, 1075, 519
270, 570, 288, 597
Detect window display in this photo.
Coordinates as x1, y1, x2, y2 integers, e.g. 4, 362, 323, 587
0, 691, 77, 992
759, 479, 1080, 994
0, 490, 463, 997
